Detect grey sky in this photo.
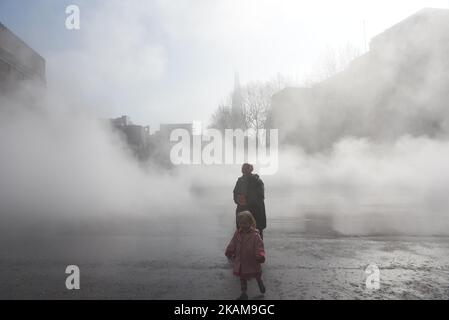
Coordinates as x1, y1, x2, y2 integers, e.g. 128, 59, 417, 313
1, 0, 448, 129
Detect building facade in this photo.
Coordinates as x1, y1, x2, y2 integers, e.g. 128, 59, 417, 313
271, 8, 449, 151
0, 21, 46, 105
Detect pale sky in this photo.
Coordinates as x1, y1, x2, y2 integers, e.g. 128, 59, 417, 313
0, 0, 448, 129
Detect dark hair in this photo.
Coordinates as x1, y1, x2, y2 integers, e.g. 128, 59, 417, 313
241, 163, 254, 175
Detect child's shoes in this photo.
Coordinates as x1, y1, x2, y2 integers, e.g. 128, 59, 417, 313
237, 292, 248, 300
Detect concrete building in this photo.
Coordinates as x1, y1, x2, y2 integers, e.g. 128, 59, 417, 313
149, 122, 196, 167
110, 115, 151, 160
109, 115, 196, 166
370, 8, 449, 57
0, 21, 46, 104
157, 123, 193, 139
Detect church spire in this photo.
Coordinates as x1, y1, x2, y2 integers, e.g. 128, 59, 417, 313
232, 71, 243, 111
231, 72, 245, 129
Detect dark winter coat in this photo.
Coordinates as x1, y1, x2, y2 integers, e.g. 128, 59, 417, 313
233, 173, 266, 231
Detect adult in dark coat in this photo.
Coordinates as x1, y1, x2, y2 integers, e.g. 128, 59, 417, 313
233, 163, 267, 239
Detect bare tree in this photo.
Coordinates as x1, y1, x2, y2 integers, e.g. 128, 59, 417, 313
209, 74, 290, 140
242, 75, 290, 146
209, 104, 232, 131
242, 82, 269, 146
337, 43, 361, 72
308, 43, 361, 83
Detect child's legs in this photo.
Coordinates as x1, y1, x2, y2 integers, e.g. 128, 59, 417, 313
256, 275, 266, 293
240, 278, 247, 292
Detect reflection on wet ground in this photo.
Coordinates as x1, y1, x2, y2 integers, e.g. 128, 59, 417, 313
1, 210, 449, 299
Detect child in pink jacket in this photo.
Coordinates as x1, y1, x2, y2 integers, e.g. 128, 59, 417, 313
225, 211, 266, 300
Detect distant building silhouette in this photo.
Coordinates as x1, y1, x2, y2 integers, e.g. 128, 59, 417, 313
152, 122, 195, 166
109, 115, 151, 160
108, 116, 196, 167
157, 123, 193, 139
271, 8, 449, 151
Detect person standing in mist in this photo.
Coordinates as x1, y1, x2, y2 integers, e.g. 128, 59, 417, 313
233, 163, 266, 239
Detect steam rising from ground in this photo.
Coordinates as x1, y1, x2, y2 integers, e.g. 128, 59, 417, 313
0, 103, 194, 230
2, 6, 449, 237
1, 100, 449, 236
270, 139, 449, 235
